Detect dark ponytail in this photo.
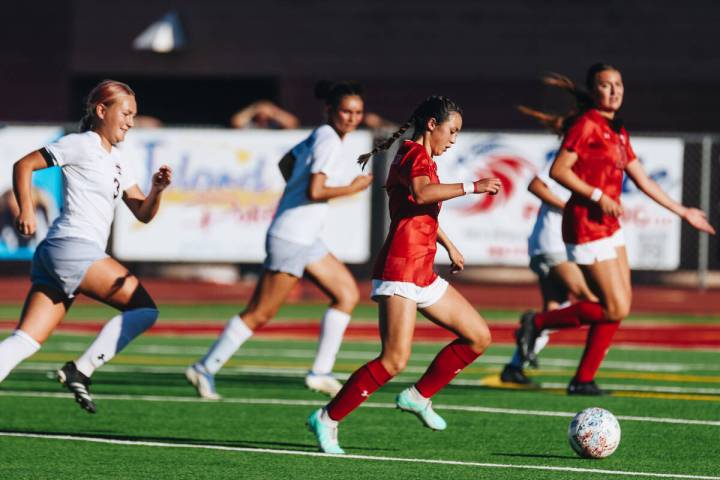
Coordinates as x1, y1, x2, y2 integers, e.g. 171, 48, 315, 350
314, 80, 364, 109
518, 63, 618, 135
357, 95, 462, 169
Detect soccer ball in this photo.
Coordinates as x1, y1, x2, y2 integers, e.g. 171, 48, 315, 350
568, 407, 621, 458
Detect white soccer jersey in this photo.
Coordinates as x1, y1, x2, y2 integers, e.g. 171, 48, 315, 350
527, 160, 571, 256
44, 131, 137, 249
267, 124, 346, 245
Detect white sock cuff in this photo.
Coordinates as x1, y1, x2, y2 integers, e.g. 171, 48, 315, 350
13, 330, 41, 350
229, 315, 253, 337
325, 308, 351, 323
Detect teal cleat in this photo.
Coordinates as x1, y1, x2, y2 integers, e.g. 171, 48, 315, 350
396, 387, 447, 431
307, 409, 345, 454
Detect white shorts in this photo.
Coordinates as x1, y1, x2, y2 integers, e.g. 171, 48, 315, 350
263, 235, 328, 278
529, 251, 568, 279
566, 229, 626, 265
31, 237, 108, 298
370, 276, 449, 309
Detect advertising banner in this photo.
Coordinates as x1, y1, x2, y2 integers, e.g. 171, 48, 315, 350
0, 126, 64, 260
113, 128, 373, 262
433, 133, 684, 270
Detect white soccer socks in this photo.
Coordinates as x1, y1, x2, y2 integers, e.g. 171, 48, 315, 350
199, 315, 254, 375
0, 330, 41, 382
311, 308, 351, 375
75, 308, 159, 377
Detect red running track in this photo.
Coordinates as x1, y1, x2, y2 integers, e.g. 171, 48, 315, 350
1, 277, 720, 314
1, 320, 718, 348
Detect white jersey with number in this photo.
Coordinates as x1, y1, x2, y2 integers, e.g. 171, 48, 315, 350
44, 131, 137, 249
267, 124, 345, 245
527, 160, 571, 256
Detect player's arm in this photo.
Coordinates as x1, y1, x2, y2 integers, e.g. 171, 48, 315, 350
410, 176, 501, 205
625, 159, 715, 234
527, 176, 565, 209
307, 172, 372, 201
437, 226, 464, 273
12, 150, 52, 236
122, 165, 172, 223
550, 149, 622, 217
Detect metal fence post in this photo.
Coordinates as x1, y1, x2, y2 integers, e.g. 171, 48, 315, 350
698, 135, 712, 289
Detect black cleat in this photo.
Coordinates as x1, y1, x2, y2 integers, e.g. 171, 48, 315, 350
515, 311, 540, 366
567, 379, 606, 396
57, 361, 96, 413
500, 364, 537, 386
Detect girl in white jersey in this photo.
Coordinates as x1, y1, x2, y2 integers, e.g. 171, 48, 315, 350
0, 80, 172, 413
186, 81, 373, 399
500, 157, 597, 385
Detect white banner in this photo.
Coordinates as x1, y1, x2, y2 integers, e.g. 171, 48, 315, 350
0, 126, 64, 260
112, 128, 372, 262
433, 133, 684, 270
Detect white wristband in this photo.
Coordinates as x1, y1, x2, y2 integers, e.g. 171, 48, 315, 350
590, 188, 603, 202
462, 182, 475, 195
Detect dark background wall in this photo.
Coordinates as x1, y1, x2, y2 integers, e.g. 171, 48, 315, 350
1, 0, 719, 131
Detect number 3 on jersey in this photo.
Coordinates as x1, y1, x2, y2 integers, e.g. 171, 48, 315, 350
113, 163, 122, 199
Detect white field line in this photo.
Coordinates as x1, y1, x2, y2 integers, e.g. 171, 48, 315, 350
48, 342, 720, 373
0, 431, 717, 480
13, 362, 720, 396
0, 390, 718, 427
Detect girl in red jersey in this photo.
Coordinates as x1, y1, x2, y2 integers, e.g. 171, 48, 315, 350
307, 96, 502, 454
516, 64, 716, 395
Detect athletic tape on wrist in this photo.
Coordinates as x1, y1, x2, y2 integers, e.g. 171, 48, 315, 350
463, 182, 475, 195
590, 188, 603, 202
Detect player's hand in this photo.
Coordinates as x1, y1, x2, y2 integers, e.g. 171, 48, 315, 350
152, 165, 172, 192
473, 177, 501, 195
15, 209, 36, 236
448, 247, 465, 274
350, 174, 373, 192
598, 195, 623, 217
683, 208, 716, 235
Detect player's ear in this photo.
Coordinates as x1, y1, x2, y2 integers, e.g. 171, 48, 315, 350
426, 117, 438, 132
95, 103, 108, 121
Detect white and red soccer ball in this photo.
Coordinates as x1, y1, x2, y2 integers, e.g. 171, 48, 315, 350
568, 407, 621, 458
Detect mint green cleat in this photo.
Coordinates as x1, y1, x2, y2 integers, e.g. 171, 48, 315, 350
307, 409, 345, 454
396, 386, 447, 431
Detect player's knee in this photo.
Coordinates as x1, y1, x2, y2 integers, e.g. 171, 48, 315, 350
467, 328, 491, 352
381, 352, 409, 376
334, 284, 360, 311
605, 301, 629, 322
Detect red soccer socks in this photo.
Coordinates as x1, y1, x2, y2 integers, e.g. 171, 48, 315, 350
415, 339, 481, 398
534, 301, 606, 330
326, 358, 392, 421
575, 321, 621, 382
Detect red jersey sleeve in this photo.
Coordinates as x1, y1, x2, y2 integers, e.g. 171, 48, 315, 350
398, 144, 433, 187
561, 117, 594, 153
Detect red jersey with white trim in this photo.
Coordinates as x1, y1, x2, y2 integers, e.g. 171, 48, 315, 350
372, 141, 441, 286
561, 109, 637, 244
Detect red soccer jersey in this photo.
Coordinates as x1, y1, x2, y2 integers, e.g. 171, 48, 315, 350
560, 109, 637, 244
372, 141, 441, 286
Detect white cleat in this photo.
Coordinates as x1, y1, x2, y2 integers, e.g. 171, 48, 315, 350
305, 372, 343, 397
185, 364, 221, 400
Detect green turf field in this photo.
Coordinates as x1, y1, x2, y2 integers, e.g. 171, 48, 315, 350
0, 305, 719, 479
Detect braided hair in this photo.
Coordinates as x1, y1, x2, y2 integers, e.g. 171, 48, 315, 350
357, 95, 463, 169
518, 63, 618, 135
